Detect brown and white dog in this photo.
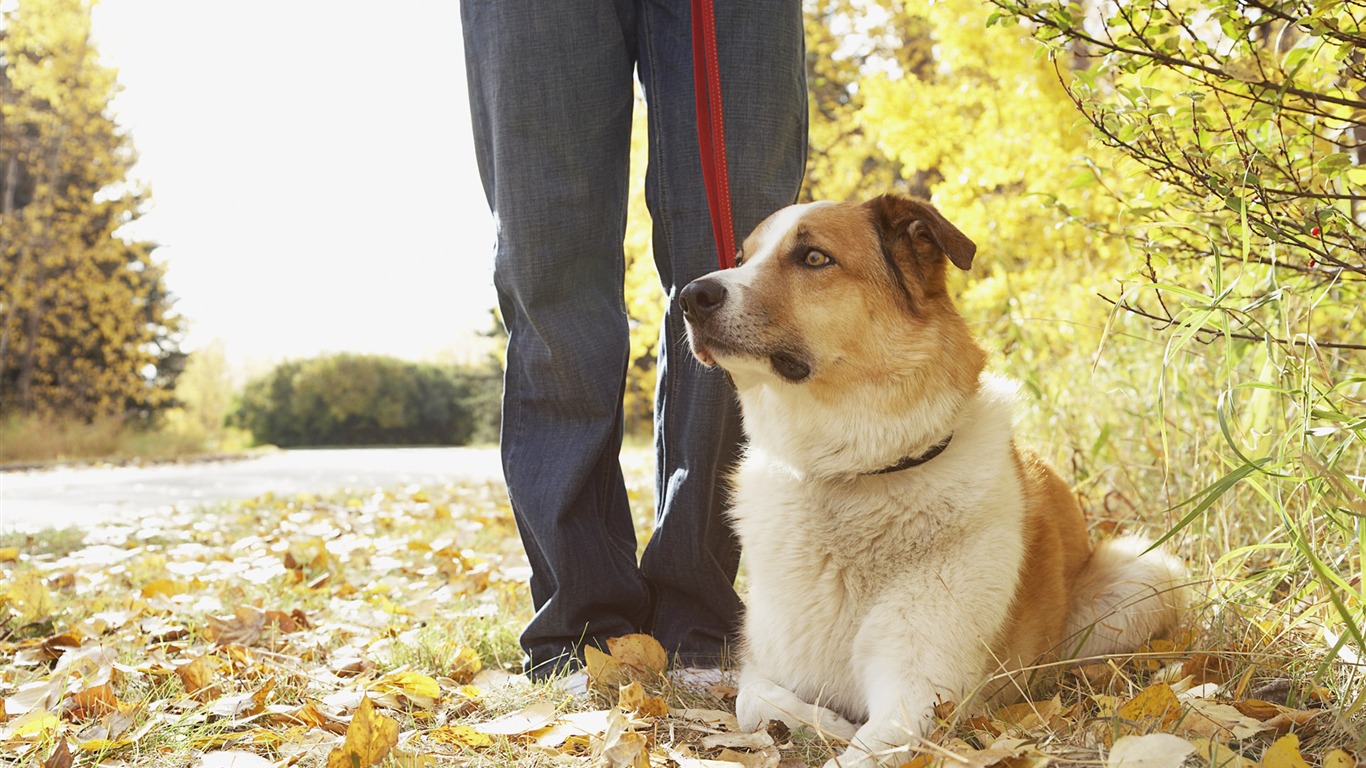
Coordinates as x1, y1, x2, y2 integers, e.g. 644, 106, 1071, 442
680, 195, 1187, 768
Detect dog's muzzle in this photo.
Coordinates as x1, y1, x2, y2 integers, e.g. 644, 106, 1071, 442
680, 277, 726, 323
679, 276, 813, 383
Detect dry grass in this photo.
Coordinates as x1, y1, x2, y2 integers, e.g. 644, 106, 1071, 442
0, 413, 251, 468
0, 450, 1362, 767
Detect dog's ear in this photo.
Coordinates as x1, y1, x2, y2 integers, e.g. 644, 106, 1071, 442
870, 194, 976, 271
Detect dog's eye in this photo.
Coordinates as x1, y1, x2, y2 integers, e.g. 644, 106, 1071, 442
801, 249, 833, 268
734, 250, 744, 267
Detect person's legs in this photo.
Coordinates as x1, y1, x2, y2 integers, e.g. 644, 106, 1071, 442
635, 0, 807, 666
462, 0, 648, 677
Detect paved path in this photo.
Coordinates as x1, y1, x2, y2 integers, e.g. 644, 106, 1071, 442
0, 447, 504, 532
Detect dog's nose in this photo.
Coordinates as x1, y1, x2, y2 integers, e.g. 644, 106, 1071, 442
679, 278, 727, 322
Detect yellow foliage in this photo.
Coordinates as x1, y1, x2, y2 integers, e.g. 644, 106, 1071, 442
623, 95, 663, 436
0, 0, 181, 420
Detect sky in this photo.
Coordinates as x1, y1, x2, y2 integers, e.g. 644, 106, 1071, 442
86, 1, 498, 371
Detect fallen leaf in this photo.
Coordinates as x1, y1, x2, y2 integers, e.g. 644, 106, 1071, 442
957, 736, 1048, 768
325, 697, 399, 768
1261, 735, 1311, 768
65, 683, 121, 720
1182, 655, 1235, 686
701, 730, 776, 751
5, 570, 53, 623
198, 751, 275, 768
594, 707, 649, 768
0, 708, 59, 740
587, 645, 627, 688
1231, 699, 1281, 721
430, 723, 495, 749
177, 655, 220, 700
42, 739, 73, 768
472, 701, 557, 736
1261, 709, 1323, 734
619, 681, 669, 717
994, 696, 1064, 732
1180, 699, 1269, 741
1119, 683, 1182, 729
0, 546, 19, 562
533, 709, 614, 748
715, 746, 780, 768
470, 668, 529, 690
670, 707, 741, 731
1107, 734, 1196, 768
1324, 750, 1357, 768
140, 578, 189, 599
207, 606, 266, 646
607, 634, 669, 673
4, 678, 63, 717
211, 678, 275, 720
447, 645, 483, 684
370, 668, 441, 709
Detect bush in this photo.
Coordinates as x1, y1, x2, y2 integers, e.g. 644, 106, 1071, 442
231, 354, 501, 448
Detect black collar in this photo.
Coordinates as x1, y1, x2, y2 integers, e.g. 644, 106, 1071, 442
863, 434, 953, 476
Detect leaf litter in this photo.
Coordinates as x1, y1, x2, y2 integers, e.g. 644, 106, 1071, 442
0, 461, 1362, 767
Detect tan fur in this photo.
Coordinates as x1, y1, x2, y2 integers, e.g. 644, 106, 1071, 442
678, 195, 1188, 768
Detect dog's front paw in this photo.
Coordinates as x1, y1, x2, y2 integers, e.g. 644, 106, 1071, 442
737, 678, 859, 741
820, 714, 927, 768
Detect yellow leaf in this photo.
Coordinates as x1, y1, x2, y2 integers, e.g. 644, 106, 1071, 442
430, 724, 494, 749
5, 571, 52, 624
607, 634, 668, 673
325, 697, 399, 768
1261, 735, 1311, 768
3, 709, 59, 740
371, 669, 441, 709
176, 655, 219, 700
76, 738, 132, 752
0, 546, 19, 562
587, 645, 627, 688
448, 645, 483, 684
1324, 750, 1357, 768
1118, 683, 1182, 729
618, 681, 669, 718
139, 578, 187, 599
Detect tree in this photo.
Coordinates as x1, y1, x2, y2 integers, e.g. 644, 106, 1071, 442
0, 0, 181, 422
979, 0, 1365, 640
231, 354, 491, 447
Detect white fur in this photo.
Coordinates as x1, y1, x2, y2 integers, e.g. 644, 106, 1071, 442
1064, 536, 1189, 659
695, 202, 1187, 768
731, 377, 1026, 767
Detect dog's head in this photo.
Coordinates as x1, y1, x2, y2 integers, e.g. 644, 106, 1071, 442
681, 194, 985, 404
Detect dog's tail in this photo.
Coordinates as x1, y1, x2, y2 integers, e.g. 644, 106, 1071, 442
1064, 535, 1189, 660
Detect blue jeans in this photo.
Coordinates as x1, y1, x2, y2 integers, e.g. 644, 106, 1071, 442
462, 0, 806, 676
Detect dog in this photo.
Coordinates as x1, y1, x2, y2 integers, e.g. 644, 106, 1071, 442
679, 194, 1188, 768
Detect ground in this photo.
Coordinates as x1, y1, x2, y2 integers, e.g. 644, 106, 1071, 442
0, 453, 1360, 768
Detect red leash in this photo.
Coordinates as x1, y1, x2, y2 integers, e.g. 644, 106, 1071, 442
691, 0, 736, 270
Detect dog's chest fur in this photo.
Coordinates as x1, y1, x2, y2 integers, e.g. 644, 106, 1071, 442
728, 384, 1028, 720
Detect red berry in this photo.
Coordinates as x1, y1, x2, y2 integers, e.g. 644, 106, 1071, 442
1311, 226, 1322, 236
